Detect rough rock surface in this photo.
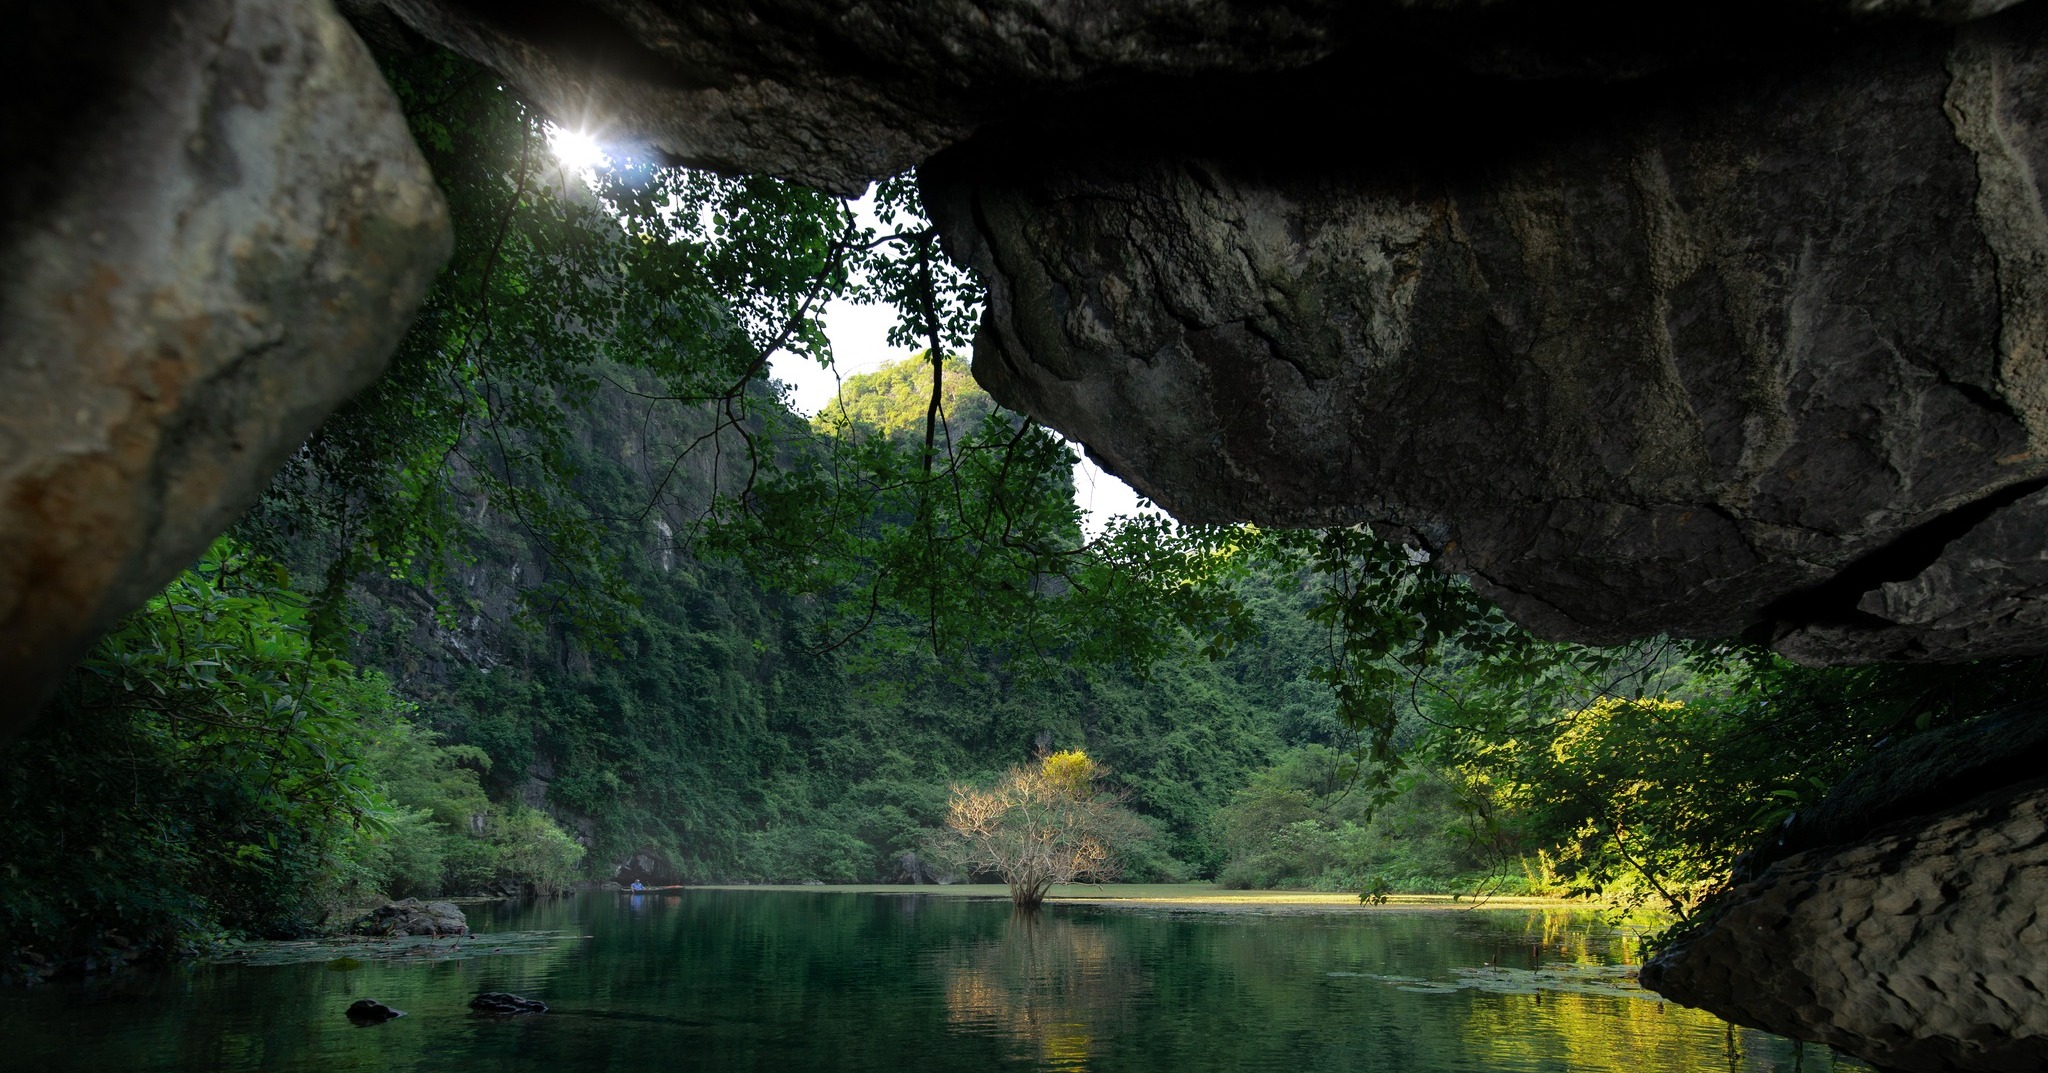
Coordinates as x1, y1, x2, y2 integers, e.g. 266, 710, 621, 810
1741, 706, 2048, 876
0, 0, 449, 723
359, 0, 2048, 664
612, 849, 681, 887
359, 1, 2024, 193
351, 898, 469, 937
1642, 773, 2048, 1073
927, 4, 2048, 663
892, 851, 954, 885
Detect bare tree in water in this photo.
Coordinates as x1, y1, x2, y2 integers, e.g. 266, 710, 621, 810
943, 751, 1146, 908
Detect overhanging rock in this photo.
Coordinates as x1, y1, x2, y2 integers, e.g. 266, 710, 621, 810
64, 0, 2042, 674
0, 0, 449, 723
924, 5, 2048, 663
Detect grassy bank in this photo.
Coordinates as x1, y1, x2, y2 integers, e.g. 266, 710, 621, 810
675, 883, 1580, 912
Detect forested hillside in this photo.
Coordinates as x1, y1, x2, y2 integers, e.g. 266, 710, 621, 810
330, 353, 1345, 885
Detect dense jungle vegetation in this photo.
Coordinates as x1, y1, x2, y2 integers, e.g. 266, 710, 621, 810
5, 42, 2044, 982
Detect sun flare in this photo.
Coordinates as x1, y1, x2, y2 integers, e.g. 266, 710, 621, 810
546, 125, 608, 172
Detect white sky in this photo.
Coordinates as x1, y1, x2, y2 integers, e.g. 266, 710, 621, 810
770, 297, 1155, 536
767, 187, 1155, 536
542, 128, 1154, 536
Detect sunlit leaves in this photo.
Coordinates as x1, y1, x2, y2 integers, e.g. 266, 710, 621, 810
939, 750, 1146, 906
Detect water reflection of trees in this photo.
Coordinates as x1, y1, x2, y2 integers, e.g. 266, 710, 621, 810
938, 910, 1145, 1073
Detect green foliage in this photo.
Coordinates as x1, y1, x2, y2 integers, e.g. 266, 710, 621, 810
24, 38, 2041, 987
0, 541, 592, 979
476, 806, 588, 896
229, 44, 1281, 901
246, 46, 856, 642
2, 542, 394, 977
245, 44, 1257, 697
1435, 651, 2048, 918
1210, 746, 1518, 894
812, 352, 992, 440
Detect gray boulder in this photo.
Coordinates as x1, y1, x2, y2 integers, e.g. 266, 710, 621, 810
0, 0, 448, 724
926, 3, 2048, 665
1644, 708, 2048, 1072
351, 898, 469, 937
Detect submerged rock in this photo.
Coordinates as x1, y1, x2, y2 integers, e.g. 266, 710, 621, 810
469, 992, 547, 1015
350, 898, 469, 938
344, 999, 406, 1024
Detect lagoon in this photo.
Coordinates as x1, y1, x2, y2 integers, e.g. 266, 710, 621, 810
0, 888, 1869, 1073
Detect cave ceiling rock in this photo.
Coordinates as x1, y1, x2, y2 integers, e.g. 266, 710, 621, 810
8, 0, 2043, 720
0, 0, 450, 722
360, 0, 2048, 663
364, 1, 2034, 193
923, 5, 2048, 663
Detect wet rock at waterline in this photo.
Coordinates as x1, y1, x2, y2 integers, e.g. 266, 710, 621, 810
1643, 713, 2048, 1073
925, 1, 2048, 666
0, 0, 448, 724
470, 992, 548, 1016
351, 898, 469, 938
344, 999, 406, 1025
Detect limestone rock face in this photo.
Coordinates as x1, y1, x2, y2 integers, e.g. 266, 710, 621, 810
927, 5, 2048, 662
368, 0, 1351, 192
1642, 776, 2048, 1073
364, 0, 2048, 663
360, 1, 2024, 194
0, 0, 449, 721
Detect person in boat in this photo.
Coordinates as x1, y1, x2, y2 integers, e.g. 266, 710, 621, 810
630, 880, 645, 892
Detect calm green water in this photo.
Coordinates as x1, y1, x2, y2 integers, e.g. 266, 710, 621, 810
0, 891, 1867, 1073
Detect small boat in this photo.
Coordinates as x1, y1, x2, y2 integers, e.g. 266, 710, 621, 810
619, 884, 687, 892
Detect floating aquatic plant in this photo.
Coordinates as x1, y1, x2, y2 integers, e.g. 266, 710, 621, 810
210, 931, 580, 967
1326, 962, 1649, 1001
